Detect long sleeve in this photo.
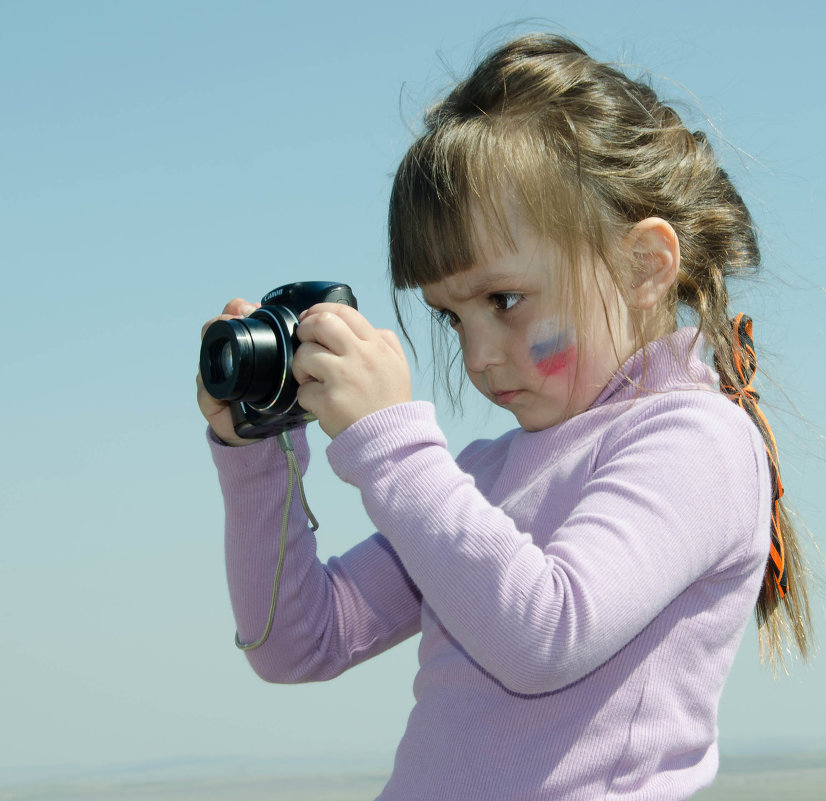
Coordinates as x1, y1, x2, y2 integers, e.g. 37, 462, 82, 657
209, 427, 421, 682
326, 396, 770, 695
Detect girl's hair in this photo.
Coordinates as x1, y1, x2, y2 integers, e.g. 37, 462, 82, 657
388, 33, 811, 668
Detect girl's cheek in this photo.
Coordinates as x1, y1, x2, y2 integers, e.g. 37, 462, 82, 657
534, 345, 577, 376
529, 325, 577, 376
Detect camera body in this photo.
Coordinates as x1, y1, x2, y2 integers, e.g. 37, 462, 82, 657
200, 281, 358, 439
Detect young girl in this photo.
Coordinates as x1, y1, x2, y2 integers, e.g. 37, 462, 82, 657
198, 34, 811, 800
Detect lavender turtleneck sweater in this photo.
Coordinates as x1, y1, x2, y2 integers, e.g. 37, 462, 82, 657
209, 328, 770, 800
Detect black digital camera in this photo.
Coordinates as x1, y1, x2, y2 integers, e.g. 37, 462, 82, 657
199, 281, 358, 438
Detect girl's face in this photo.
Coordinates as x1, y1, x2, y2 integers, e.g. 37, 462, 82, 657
421, 217, 637, 431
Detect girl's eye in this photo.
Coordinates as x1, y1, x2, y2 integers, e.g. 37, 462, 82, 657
435, 308, 460, 328
491, 293, 522, 312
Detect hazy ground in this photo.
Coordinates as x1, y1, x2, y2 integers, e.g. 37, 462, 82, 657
693, 751, 826, 800
0, 772, 388, 801
2, 752, 824, 800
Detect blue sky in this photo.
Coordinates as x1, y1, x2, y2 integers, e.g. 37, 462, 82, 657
1, 0, 824, 778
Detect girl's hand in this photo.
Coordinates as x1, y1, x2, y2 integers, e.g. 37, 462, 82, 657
293, 303, 412, 438
196, 297, 261, 447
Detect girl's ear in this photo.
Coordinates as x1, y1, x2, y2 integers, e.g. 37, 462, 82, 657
623, 217, 680, 309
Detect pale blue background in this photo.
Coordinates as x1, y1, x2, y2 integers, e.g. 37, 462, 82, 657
1, 0, 823, 779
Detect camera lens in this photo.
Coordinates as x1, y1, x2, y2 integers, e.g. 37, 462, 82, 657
220, 340, 234, 377
199, 308, 300, 412
200, 317, 275, 402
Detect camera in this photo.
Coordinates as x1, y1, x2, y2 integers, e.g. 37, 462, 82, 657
200, 281, 358, 438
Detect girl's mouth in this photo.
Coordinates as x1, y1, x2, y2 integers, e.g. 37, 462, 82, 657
492, 389, 523, 405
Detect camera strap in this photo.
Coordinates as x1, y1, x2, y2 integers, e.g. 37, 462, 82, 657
235, 431, 318, 651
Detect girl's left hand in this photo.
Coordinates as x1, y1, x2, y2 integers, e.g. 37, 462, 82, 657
293, 303, 412, 438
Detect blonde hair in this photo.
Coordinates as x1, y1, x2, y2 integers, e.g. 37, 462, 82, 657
388, 33, 811, 667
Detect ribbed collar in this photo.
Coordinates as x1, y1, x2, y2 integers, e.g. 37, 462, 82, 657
593, 326, 716, 407
508, 327, 718, 457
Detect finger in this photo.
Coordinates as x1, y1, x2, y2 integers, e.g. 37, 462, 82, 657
295, 379, 323, 422
221, 298, 260, 317
298, 303, 375, 340
196, 371, 226, 417
291, 340, 349, 387
201, 313, 235, 340
296, 309, 365, 356
201, 300, 261, 340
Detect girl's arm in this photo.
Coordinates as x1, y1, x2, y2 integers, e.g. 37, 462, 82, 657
210, 426, 422, 682
326, 396, 770, 695
198, 298, 421, 682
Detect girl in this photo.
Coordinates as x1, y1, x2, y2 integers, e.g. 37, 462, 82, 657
198, 34, 811, 800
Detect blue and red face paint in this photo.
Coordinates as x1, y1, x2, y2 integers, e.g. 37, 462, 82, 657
529, 328, 576, 376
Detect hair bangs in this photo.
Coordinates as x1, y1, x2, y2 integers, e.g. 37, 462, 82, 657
389, 119, 536, 291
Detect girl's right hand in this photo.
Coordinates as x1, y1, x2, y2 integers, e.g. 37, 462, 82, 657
196, 297, 262, 447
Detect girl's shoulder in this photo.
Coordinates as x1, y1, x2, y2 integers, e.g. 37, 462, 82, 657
595, 385, 773, 570
599, 385, 769, 492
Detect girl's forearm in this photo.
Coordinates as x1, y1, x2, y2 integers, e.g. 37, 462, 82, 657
210, 428, 421, 682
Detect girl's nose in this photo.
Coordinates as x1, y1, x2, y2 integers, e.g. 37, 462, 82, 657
461, 325, 504, 374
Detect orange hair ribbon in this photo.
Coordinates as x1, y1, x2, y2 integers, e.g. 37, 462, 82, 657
716, 314, 787, 598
